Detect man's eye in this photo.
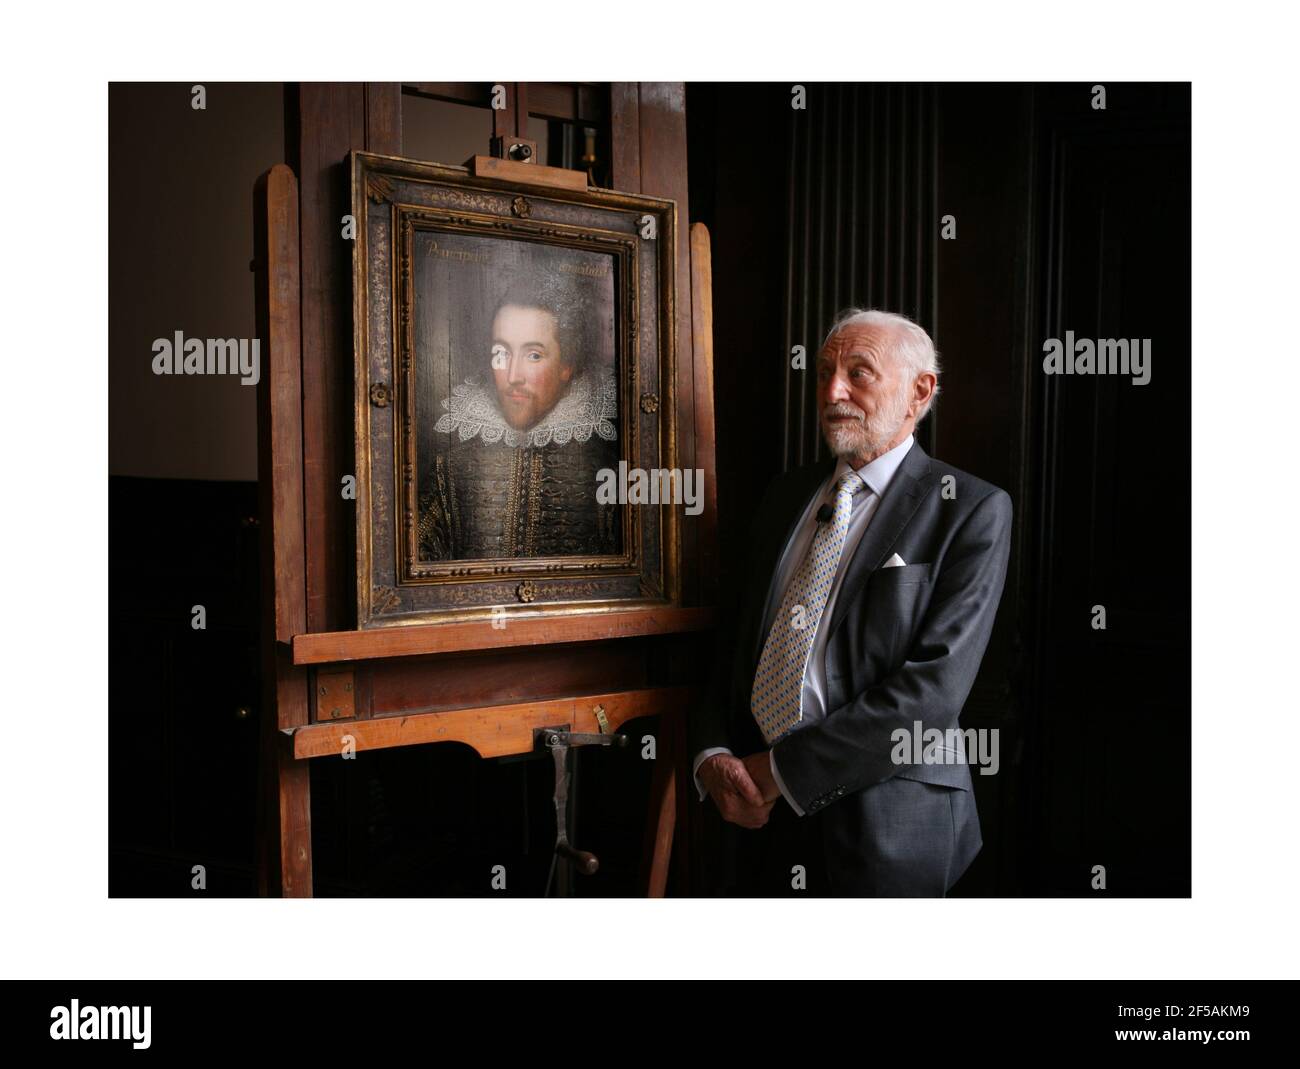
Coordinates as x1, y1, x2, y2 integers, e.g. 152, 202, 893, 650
526, 350, 544, 361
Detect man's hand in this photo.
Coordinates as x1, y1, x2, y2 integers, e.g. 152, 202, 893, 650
699, 754, 776, 828
741, 750, 782, 804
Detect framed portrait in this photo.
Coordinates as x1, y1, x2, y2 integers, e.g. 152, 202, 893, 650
351, 151, 679, 628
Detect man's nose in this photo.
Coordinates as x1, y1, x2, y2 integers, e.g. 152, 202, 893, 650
507, 353, 526, 383
824, 371, 850, 403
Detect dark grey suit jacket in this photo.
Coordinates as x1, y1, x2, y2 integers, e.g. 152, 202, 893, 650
690, 441, 1012, 895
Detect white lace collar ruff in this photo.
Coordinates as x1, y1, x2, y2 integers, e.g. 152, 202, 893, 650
433, 366, 618, 448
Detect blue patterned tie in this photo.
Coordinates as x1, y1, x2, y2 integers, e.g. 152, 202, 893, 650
751, 470, 865, 745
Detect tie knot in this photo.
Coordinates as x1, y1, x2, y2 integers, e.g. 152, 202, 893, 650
836, 471, 865, 497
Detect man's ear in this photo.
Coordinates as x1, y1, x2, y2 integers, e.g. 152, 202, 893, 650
560, 362, 574, 383
911, 372, 936, 416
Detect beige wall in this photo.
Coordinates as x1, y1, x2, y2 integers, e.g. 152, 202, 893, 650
110, 82, 284, 481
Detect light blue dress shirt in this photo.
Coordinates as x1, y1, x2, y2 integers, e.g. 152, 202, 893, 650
692, 434, 915, 816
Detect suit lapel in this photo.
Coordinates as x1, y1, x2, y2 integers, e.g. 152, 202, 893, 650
826, 441, 936, 639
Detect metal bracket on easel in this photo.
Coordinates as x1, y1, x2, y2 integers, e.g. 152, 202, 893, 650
535, 723, 628, 894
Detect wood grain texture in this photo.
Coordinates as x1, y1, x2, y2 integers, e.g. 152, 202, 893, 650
689, 222, 719, 601
639, 702, 681, 897
635, 88, 703, 896
298, 84, 367, 634
364, 83, 402, 154
293, 686, 691, 759
636, 83, 697, 606
528, 82, 607, 124
294, 83, 399, 637
256, 164, 306, 649
293, 605, 716, 664
609, 84, 641, 193
254, 164, 313, 895
492, 81, 519, 140
273, 729, 313, 896
403, 83, 491, 107
367, 644, 648, 719
469, 154, 587, 190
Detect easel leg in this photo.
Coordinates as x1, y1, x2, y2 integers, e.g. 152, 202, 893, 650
639, 707, 685, 897
258, 732, 313, 897
639, 742, 674, 896
253, 162, 312, 898
276, 736, 313, 897
257, 657, 313, 897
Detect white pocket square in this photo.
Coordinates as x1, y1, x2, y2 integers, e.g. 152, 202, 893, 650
883, 553, 907, 568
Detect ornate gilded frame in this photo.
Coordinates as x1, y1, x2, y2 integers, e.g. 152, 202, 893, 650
352, 151, 678, 628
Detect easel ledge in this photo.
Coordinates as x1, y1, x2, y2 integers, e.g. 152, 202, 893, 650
291, 685, 691, 759
292, 605, 716, 665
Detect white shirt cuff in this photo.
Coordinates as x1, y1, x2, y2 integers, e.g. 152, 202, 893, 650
770, 748, 805, 816
692, 747, 733, 801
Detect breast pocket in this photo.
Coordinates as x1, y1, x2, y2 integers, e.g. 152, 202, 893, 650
870, 562, 934, 587
826, 563, 937, 701
862, 562, 935, 662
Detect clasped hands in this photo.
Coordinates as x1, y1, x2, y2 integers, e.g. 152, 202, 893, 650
699, 751, 782, 828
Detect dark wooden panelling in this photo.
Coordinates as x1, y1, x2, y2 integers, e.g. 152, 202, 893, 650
402, 83, 492, 108
365, 83, 402, 154
491, 81, 522, 140
610, 84, 641, 193
528, 82, 608, 124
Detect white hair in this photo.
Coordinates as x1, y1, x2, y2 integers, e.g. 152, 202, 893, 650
821, 308, 941, 420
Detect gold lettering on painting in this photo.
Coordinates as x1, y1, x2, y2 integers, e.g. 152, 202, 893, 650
426, 239, 491, 265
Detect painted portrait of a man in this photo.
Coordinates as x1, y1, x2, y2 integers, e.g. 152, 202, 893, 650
414, 240, 621, 562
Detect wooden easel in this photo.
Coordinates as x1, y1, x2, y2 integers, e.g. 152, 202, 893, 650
254, 83, 718, 897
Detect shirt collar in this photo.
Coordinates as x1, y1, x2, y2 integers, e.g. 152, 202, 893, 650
831, 433, 914, 498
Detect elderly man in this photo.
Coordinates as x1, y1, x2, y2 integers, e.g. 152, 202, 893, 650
690, 308, 1012, 896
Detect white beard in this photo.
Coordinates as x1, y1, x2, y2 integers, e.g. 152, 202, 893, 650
822, 386, 912, 460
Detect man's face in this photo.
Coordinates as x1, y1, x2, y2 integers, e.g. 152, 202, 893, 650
816, 324, 918, 463
490, 304, 574, 430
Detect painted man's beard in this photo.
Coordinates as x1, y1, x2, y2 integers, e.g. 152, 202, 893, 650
821, 385, 912, 460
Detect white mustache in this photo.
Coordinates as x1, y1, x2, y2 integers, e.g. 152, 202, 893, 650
822, 404, 864, 422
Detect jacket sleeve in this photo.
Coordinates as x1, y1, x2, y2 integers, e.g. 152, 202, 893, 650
769, 487, 1012, 812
